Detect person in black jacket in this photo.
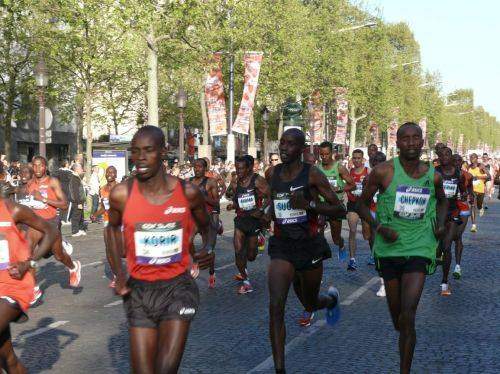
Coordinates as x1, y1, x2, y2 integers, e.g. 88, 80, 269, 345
52, 160, 73, 224
69, 163, 87, 236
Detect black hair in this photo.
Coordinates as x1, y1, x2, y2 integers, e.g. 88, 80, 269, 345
397, 122, 422, 139
319, 141, 333, 151
442, 147, 452, 155
195, 158, 208, 169
368, 144, 378, 150
106, 165, 117, 172
133, 125, 166, 148
236, 156, 253, 169
32, 155, 47, 165
374, 151, 387, 163
352, 149, 364, 156
282, 128, 306, 146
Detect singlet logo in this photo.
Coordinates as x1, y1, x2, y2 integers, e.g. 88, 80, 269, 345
290, 186, 303, 192
179, 307, 196, 316
140, 222, 176, 230
0, 222, 11, 227
164, 206, 186, 215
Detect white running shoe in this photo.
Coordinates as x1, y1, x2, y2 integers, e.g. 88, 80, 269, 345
470, 224, 477, 233
62, 240, 74, 255
479, 208, 484, 217
69, 260, 82, 287
376, 284, 386, 297
30, 286, 43, 306
78, 230, 87, 236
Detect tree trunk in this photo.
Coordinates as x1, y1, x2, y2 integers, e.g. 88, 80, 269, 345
84, 90, 93, 179
348, 104, 366, 155
146, 31, 159, 127
75, 98, 84, 155
200, 89, 209, 145
3, 78, 16, 161
249, 111, 255, 148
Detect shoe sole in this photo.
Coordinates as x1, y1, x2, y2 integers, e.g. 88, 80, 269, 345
452, 272, 461, 280
70, 261, 82, 287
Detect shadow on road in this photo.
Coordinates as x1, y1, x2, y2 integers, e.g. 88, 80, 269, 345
108, 321, 130, 373
14, 317, 78, 373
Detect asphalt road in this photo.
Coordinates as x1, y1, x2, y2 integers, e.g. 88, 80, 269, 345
9, 198, 500, 373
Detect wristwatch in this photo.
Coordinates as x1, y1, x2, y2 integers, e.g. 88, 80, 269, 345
29, 260, 38, 269
308, 200, 317, 210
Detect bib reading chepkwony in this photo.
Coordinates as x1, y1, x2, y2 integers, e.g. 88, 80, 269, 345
394, 185, 430, 220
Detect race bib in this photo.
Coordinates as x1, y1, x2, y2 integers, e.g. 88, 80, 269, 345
102, 198, 110, 211
237, 193, 256, 211
472, 179, 481, 187
134, 222, 183, 265
273, 193, 307, 225
394, 185, 431, 220
0, 240, 9, 270
327, 177, 338, 188
443, 179, 458, 199
352, 182, 363, 197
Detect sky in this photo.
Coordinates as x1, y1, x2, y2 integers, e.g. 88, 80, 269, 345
367, 0, 499, 119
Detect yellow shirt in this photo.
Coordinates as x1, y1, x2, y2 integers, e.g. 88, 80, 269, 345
468, 166, 486, 193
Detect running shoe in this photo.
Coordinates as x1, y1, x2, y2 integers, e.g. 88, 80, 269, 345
62, 240, 74, 256
234, 273, 245, 281
30, 285, 43, 306
109, 276, 116, 288
367, 255, 375, 266
190, 263, 200, 279
326, 286, 340, 326
453, 264, 462, 280
208, 274, 216, 289
72, 231, 84, 237
440, 283, 451, 296
257, 232, 266, 252
69, 260, 82, 287
470, 224, 477, 233
338, 247, 348, 263
238, 281, 253, 294
479, 208, 484, 217
347, 258, 357, 271
376, 284, 386, 297
298, 311, 315, 327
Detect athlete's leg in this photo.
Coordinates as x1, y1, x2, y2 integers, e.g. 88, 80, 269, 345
129, 327, 157, 374
442, 221, 458, 285
293, 265, 334, 313
329, 219, 344, 248
384, 277, 402, 331
246, 235, 258, 262
156, 320, 191, 374
268, 259, 295, 372
234, 229, 248, 279
347, 212, 359, 259
209, 216, 217, 276
454, 216, 468, 265
398, 272, 426, 374
470, 194, 477, 224
0, 302, 25, 374
361, 220, 371, 241
31, 227, 74, 270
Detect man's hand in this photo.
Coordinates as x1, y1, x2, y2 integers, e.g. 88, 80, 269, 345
432, 218, 446, 240
193, 250, 215, 270
32, 191, 44, 202
378, 225, 399, 243
114, 275, 131, 296
8, 261, 30, 280
290, 191, 309, 210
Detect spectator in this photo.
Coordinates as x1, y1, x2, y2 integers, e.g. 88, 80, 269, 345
53, 159, 73, 224
69, 163, 87, 237
88, 165, 101, 221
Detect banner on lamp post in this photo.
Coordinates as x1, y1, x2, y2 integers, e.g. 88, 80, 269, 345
333, 88, 348, 145
232, 52, 263, 135
309, 90, 324, 144
205, 52, 227, 137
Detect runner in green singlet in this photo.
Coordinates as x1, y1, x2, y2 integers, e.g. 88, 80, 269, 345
357, 122, 448, 374
318, 142, 355, 262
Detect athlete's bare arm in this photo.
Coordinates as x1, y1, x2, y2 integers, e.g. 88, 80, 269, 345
205, 178, 220, 207
225, 176, 238, 210
32, 177, 68, 210
106, 182, 129, 295
215, 173, 227, 198
338, 164, 355, 192
357, 162, 399, 243
184, 182, 216, 270
289, 166, 346, 218
433, 172, 448, 238
7, 200, 57, 279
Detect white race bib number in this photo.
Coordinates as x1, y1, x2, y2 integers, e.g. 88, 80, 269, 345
472, 179, 481, 187
352, 182, 363, 197
102, 198, 110, 211
443, 180, 458, 199
0, 240, 9, 270
273, 193, 307, 225
237, 193, 256, 211
327, 177, 338, 188
134, 222, 183, 265
394, 185, 431, 220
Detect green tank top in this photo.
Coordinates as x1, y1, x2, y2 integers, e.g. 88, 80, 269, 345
374, 157, 437, 268
318, 162, 345, 198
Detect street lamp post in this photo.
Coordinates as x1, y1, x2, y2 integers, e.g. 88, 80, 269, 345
177, 88, 187, 164
261, 106, 270, 164
34, 58, 49, 158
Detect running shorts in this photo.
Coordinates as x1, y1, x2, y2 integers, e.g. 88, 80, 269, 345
0, 296, 28, 323
268, 235, 332, 271
234, 216, 261, 237
376, 256, 432, 281
123, 272, 199, 328
456, 201, 471, 217
474, 193, 485, 210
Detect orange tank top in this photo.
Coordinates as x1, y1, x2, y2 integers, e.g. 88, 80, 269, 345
100, 185, 112, 222
27, 177, 58, 219
122, 179, 194, 281
0, 199, 35, 311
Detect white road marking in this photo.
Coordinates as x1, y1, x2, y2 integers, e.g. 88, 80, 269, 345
104, 300, 123, 308
247, 276, 378, 373
82, 261, 103, 268
15, 321, 69, 342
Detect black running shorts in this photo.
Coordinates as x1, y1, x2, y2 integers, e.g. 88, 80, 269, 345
234, 215, 260, 237
376, 256, 431, 281
346, 200, 358, 213
123, 272, 200, 328
268, 235, 332, 271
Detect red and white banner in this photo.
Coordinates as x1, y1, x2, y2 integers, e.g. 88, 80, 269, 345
333, 88, 348, 144
388, 120, 398, 148
232, 52, 263, 135
308, 91, 324, 144
205, 53, 227, 137
419, 118, 427, 146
